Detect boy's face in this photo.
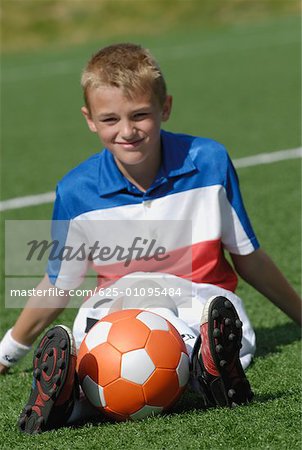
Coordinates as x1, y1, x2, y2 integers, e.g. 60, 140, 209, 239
81, 86, 172, 170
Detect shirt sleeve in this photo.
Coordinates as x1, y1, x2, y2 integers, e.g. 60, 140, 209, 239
219, 154, 260, 255
47, 186, 90, 290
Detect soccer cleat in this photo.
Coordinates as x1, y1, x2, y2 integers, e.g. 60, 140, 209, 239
18, 325, 78, 434
191, 296, 254, 408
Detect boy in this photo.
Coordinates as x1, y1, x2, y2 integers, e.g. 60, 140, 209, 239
0, 43, 301, 434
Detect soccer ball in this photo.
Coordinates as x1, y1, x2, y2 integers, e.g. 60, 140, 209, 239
77, 309, 190, 421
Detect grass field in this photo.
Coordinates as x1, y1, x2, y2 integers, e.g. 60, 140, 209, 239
0, 14, 301, 450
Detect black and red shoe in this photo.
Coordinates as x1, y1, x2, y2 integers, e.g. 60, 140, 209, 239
18, 325, 78, 434
191, 296, 254, 408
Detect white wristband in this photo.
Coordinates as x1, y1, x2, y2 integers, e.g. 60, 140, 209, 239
0, 329, 32, 367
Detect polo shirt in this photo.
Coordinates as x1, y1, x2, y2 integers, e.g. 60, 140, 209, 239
47, 130, 259, 292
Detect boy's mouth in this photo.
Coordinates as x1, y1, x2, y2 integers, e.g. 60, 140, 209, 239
115, 138, 144, 148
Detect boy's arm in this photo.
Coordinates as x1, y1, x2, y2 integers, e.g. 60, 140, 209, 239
0, 274, 70, 374
231, 248, 301, 325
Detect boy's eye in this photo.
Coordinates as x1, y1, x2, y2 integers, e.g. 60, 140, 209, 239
101, 117, 118, 124
133, 112, 149, 120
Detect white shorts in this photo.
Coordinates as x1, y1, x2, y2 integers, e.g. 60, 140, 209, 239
72, 272, 256, 370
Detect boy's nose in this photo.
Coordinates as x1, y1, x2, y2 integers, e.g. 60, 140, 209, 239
120, 121, 136, 140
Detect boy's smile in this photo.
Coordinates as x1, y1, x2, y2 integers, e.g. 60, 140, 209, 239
81, 86, 172, 190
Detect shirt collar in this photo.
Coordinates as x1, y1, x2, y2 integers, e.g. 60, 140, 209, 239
160, 129, 197, 178
98, 129, 197, 196
98, 149, 128, 196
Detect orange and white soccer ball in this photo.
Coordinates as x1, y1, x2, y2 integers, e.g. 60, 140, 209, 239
77, 309, 190, 421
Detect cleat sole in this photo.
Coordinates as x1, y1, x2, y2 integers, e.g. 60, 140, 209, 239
58, 359, 66, 369
47, 330, 55, 339
211, 309, 219, 319
35, 349, 42, 358
224, 300, 232, 309
200, 296, 254, 408
235, 319, 243, 328
41, 362, 48, 371
59, 339, 67, 350
213, 328, 220, 338
18, 325, 76, 434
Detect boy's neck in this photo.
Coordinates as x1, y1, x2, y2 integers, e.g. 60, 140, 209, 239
114, 149, 161, 193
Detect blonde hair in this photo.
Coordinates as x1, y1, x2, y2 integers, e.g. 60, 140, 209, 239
81, 43, 167, 110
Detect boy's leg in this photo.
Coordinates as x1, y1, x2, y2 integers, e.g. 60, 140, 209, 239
19, 325, 78, 434
191, 296, 254, 408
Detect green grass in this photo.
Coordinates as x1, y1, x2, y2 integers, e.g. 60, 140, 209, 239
0, 14, 301, 450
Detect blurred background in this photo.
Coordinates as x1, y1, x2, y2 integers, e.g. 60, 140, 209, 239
2, 0, 299, 52
1, 0, 300, 204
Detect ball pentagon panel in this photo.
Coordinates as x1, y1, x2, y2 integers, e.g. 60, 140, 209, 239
82, 375, 106, 408
108, 316, 150, 353
103, 378, 145, 416
136, 311, 169, 331
176, 352, 190, 387
85, 321, 112, 351
130, 405, 163, 420
104, 309, 142, 323
91, 342, 121, 386
143, 368, 181, 408
145, 330, 183, 369
121, 348, 155, 384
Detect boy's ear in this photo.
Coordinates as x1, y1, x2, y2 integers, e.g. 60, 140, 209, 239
161, 95, 173, 122
81, 106, 98, 133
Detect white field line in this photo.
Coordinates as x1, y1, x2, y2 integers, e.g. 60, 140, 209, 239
233, 147, 302, 168
0, 147, 301, 212
0, 192, 55, 212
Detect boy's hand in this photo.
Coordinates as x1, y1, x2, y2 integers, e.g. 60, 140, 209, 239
0, 363, 9, 375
